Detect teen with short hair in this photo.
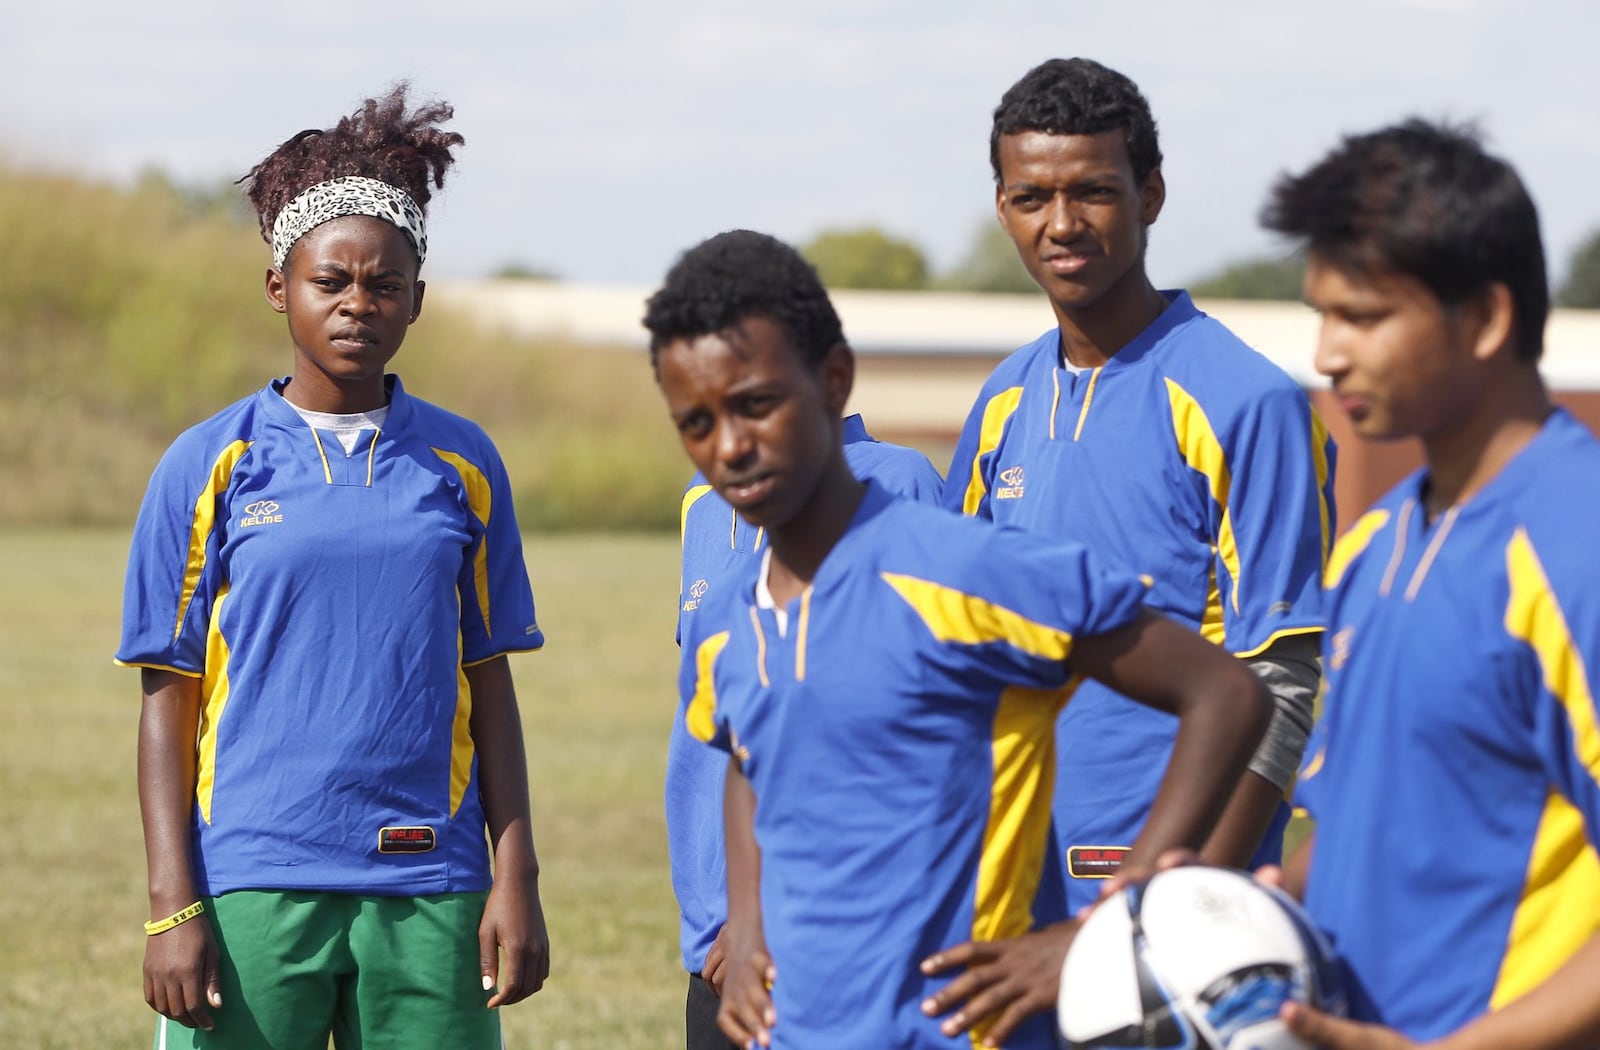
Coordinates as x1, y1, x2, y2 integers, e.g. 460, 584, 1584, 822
930, 59, 1336, 1036
660, 230, 944, 1050
1265, 118, 1600, 1049
647, 229, 1273, 1048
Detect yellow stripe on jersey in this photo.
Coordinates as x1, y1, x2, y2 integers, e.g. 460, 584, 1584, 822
1505, 528, 1600, 780
680, 484, 714, 545
1310, 408, 1333, 567
972, 684, 1071, 941
880, 573, 1074, 661
1048, 370, 1061, 441
432, 450, 494, 638
795, 589, 812, 682
685, 631, 732, 742
961, 387, 1024, 516
1325, 509, 1391, 590
969, 683, 1074, 1047
1164, 379, 1241, 619
1199, 568, 1225, 646
174, 440, 251, 643
195, 585, 233, 824
748, 607, 771, 688
1071, 367, 1102, 442
308, 428, 335, 484
1233, 624, 1325, 661
1491, 789, 1600, 1009
449, 658, 474, 817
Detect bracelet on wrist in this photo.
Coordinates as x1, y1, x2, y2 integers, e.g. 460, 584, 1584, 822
144, 900, 205, 936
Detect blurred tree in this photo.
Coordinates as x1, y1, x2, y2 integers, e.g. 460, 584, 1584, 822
1188, 253, 1305, 300
135, 167, 254, 225
1557, 228, 1600, 308
802, 227, 928, 290
490, 262, 559, 281
936, 219, 1037, 294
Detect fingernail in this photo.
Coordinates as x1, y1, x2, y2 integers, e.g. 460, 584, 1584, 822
921, 998, 937, 1014
482, 975, 494, 991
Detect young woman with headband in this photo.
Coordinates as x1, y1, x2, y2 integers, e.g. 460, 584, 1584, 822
116, 84, 550, 1049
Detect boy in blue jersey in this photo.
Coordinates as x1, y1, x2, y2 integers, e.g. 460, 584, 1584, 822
663, 231, 945, 1049
118, 87, 548, 1049
1253, 121, 1600, 1048
646, 228, 1275, 1048
930, 58, 1335, 1035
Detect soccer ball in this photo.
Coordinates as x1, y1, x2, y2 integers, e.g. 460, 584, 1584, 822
1057, 865, 1346, 1050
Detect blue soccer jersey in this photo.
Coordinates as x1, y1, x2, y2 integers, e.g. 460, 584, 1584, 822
943, 292, 1335, 908
666, 414, 943, 972
680, 484, 1148, 1048
117, 376, 542, 896
1297, 409, 1600, 1038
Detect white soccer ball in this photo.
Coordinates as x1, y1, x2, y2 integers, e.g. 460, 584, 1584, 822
1058, 865, 1345, 1050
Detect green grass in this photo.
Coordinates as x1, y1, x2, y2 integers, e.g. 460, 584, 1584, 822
0, 529, 684, 1049
0, 526, 1314, 1047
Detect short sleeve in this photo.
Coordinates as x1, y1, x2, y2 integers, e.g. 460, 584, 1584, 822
457, 439, 542, 663
679, 625, 734, 753
884, 521, 1149, 694
856, 447, 945, 506
942, 384, 1024, 521
1507, 531, 1600, 843
116, 434, 239, 675
1205, 381, 1336, 655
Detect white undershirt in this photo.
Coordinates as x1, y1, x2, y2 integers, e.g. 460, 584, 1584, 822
754, 547, 789, 638
285, 401, 391, 454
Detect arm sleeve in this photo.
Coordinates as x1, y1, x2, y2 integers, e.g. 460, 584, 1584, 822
1215, 384, 1336, 655
459, 440, 542, 662
875, 451, 946, 506
1514, 539, 1600, 843
888, 525, 1149, 694
680, 626, 734, 753
941, 384, 1022, 521
1244, 632, 1320, 792
116, 437, 232, 674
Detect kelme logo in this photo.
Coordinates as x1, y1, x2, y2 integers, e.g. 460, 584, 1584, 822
995, 465, 1025, 501
683, 578, 710, 612
240, 499, 283, 528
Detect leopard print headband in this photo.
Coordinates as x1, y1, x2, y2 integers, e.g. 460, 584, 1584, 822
270, 176, 427, 270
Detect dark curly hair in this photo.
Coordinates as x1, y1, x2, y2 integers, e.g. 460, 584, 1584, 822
990, 58, 1162, 186
241, 82, 463, 265
642, 230, 846, 370
1262, 119, 1548, 362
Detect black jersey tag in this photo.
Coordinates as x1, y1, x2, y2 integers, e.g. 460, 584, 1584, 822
379, 826, 437, 854
1067, 845, 1130, 879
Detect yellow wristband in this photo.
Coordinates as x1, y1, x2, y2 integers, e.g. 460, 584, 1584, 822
144, 900, 205, 936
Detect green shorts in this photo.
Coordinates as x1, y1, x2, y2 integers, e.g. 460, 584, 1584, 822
152, 889, 501, 1050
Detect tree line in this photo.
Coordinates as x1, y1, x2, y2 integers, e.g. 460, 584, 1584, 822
792, 223, 1600, 307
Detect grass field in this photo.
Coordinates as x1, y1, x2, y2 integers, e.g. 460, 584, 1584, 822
0, 529, 685, 1049
0, 528, 1309, 1048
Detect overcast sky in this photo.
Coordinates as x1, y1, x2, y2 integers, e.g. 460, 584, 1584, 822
6, 1, 1597, 289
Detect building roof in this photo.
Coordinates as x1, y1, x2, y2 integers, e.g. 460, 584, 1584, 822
432, 280, 1600, 390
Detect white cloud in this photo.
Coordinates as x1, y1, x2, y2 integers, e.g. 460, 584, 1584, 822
3, 1, 1597, 283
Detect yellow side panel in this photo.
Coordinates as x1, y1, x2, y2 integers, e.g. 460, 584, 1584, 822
961, 387, 1024, 517
685, 631, 732, 742
1324, 510, 1390, 590
881, 572, 1073, 662
432, 449, 494, 637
